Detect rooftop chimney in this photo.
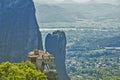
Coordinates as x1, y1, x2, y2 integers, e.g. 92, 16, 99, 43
34, 49, 39, 55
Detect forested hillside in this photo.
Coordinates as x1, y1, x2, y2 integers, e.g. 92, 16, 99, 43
34, 2, 120, 80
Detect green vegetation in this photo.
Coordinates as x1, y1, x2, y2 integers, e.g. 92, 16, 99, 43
0, 61, 47, 80
41, 20, 120, 79
37, 3, 120, 80
67, 49, 120, 80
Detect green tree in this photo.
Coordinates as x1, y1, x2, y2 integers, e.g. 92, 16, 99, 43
0, 61, 47, 80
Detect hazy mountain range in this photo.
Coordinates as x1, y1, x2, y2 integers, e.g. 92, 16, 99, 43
35, 2, 120, 23
34, 0, 120, 5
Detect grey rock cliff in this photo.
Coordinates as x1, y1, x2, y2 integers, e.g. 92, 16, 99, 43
45, 31, 70, 80
0, 0, 43, 62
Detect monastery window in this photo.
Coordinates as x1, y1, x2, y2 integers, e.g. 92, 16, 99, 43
30, 57, 36, 63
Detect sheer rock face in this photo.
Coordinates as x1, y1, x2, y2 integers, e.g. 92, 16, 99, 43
0, 0, 43, 62
45, 31, 70, 80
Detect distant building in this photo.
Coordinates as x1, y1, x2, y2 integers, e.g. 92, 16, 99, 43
105, 47, 120, 51
28, 49, 55, 72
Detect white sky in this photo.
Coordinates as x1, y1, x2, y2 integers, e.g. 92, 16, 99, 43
33, 0, 120, 4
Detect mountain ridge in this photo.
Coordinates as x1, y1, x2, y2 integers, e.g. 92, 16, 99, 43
35, 3, 120, 23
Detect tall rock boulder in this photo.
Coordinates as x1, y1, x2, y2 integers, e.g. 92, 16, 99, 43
0, 0, 43, 62
45, 31, 70, 80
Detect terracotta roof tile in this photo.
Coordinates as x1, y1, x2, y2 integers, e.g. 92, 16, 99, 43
28, 50, 54, 60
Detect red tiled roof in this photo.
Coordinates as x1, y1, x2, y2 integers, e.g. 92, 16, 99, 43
28, 50, 54, 60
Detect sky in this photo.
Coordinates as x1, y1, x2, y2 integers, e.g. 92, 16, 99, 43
33, 0, 120, 4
